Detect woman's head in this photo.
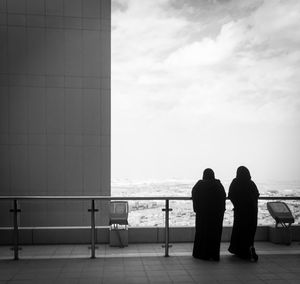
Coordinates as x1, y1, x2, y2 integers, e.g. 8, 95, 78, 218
203, 168, 215, 180
236, 166, 251, 181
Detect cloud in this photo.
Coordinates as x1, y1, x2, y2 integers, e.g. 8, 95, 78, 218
112, 0, 300, 180
165, 37, 233, 66
112, 0, 129, 12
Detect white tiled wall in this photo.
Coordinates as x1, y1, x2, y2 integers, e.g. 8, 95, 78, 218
0, 0, 111, 226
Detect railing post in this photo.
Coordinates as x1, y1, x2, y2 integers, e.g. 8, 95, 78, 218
162, 199, 172, 257
10, 199, 21, 260
88, 199, 98, 258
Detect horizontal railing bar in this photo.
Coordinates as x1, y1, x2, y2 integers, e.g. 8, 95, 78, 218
258, 196, 300, 200
0, 196, 190, 200
0, 196, 299, 200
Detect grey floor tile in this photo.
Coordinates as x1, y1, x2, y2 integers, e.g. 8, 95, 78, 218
0, 271, 15, 281
146, 271, 168, 277
78, 278, 101, 284
6, 281, 35, 284
239, 281, 267, 284
125, 271, 147, 277
287, 281, 300, 284
147, 275, 171, 283
194, 279, 219, 284
58, 272, 82, 279
143, 265, 165, 271
55, 279, 79, 284
80, 271, 103, 278
124, 265, 145, 272
148, 281, 172, 284
12, 273, 38, 280
124, 276, 149, 283
169, 275, 194, 282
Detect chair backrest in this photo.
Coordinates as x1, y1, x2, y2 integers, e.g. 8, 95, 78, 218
109, 201, 129, 225
267, 201, 294, 224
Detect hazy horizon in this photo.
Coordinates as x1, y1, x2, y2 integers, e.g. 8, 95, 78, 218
111, 0, 300, 182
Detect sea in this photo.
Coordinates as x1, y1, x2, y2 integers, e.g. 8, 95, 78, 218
111, 179, 300, 227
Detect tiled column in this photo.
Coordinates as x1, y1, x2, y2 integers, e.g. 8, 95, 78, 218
0, 0, 111, 226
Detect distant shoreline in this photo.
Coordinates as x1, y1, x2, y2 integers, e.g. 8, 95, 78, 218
112, 180, 300, 227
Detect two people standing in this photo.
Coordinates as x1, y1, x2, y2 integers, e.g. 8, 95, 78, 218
192, 166, 259, 262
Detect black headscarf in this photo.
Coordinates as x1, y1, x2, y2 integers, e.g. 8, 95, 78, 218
236, 166, 251, 181
203, 168, 215, 180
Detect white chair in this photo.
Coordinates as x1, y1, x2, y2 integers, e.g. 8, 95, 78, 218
109, 201, 129, 247
109, 201, 129, 226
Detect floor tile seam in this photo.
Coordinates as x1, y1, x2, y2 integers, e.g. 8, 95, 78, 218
13, 273, 61, 281
256, 275, 287, 281
81, 266, 104, 275
186, 270, 212, 283
11, 267, 63, 274
61, 266, 85, 274
55, 259, 67, 275
166, 271, 191, 278
0, 254, 283, 261
0, 273, 15, 282
143, 265, 167, 283
162, 266, 187, 271
102, 267, 125, 273
2, 249, 300, 256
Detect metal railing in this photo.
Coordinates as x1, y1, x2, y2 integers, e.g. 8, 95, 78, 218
0, 195, 299, 260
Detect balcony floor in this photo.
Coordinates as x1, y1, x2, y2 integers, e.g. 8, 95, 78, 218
0, 242, 300, 283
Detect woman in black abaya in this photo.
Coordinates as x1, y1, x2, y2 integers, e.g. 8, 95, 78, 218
192, 168, 226, 261
228, 166, 259, 261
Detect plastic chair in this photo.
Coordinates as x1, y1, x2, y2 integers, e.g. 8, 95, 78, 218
267, 201, 294, 228
267, 201, 294, 245
109, 201, 129, 227
109, 201, 129, 248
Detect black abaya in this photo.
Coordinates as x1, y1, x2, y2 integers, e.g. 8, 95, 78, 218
192, 179, 226, 260
228, 176, 259, 258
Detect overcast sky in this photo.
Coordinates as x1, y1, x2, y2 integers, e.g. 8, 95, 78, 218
111, 0, 300, 182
